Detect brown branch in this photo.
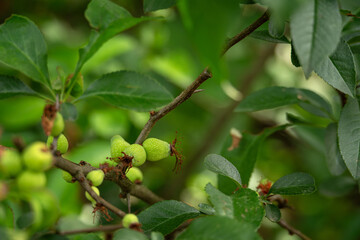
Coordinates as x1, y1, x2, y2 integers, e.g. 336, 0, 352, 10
277, 219, 311, 240
135, 68, 212, 144
222, 11, 270, 55
135, 10, 269, 144
53, 156, 163, 206
57, 224, 123, 235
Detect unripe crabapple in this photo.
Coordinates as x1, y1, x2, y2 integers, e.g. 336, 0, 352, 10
143, 138, 170, 161
85, 186, 100, 204
23, 142, 53, 171
110, 135, 130, 160
123, 144, 146, 167
62, 170, 73, 183
122, 213, 139, 228
17, 171, 46, 192
0, 148, 22, 177
86, 170, 105, 186
126, 167, 143, 183
47, 134, 69, 154
51, 113, 65, 137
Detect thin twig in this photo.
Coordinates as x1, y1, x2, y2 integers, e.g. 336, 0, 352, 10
57, 224, 123, 235
135, 10, 269, 144
135, 68, 212, 144
53, 156, 163, 205
277, 219, 311, 240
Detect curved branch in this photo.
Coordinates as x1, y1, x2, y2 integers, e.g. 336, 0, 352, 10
135, 10, 269, 144
277, 219, 311, 240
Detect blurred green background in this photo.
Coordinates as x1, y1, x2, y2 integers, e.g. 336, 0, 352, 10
0, 0, 359, 239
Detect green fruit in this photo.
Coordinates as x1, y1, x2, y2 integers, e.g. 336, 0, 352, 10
86, 170, 105, 187
23, 142, 53, 171
143, 138, 170, 161
85, 186, 100, 204
122, 213, 139, 228
110, 135, 130, 160
0, 149, 22, 177
17, 171, 46, 192
123, 144, 146, 167
62, 170, 73, 183
126, 167, 143, 183
47, 134, 69, 154
51, 113, 65, 137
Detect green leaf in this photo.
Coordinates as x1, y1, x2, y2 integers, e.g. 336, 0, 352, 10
235, 86, 333, 119
338, 98, 360, 179
291, 43, 301, 67
0, 15, 50, 86
204, 154, 242, 186
232, 188, 264, 229
324, 123, 346, 176
114, 229, 148, 240
290, 0, 342, 77
176, 216, 261, 240
85, 0, 131, 30
269, 172, 316, 195
151, 232, 164, 240
205, 183, 233, 218
265, 204, 281, 222
79, 71, 173, 111
198, 203, 215, 215
219, 125, 288, 193
138, 200, 200, 235
250, 30, 290, 43
315, 39, 356, 97
268, 14, 285, 38
0, 75, 37, 99
144, 0, 177, 12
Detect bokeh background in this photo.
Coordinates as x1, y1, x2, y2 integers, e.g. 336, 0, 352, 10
0, 0, 359, 239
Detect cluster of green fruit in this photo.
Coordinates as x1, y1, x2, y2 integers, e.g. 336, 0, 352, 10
0, 113, 68, 194
110, 135, 172, 183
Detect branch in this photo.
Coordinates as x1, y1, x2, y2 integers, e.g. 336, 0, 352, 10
222, 11, 269, 55
58, 224, 123, 235
277, 219, 311, 240
135, 68, 212, 144
53, 156, 126, 218
53, 156, 163, 206
136, 10, 269, 144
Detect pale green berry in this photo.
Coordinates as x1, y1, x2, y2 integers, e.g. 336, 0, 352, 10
51, 113, 65, 137
86, 170, 105, 186
62, 170, 73, 183
17, 171, 46, 192
110, 135, 130, 160
23, 142, 53, 171
85, 186, 100, 204
0, 148, 22, 177
126, 167, 143, 183
47, 134, 69, 154
143, 138, 170, 161
123, 144, 146, 167
122, 213, 139, 228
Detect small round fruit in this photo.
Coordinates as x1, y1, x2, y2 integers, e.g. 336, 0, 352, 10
86, 170, 105, 187
51, 113, 65, 137
62, 170, 73, 183
143, 138, 170, 161
17, 171, 46, 192
23, 142, 53, 171
123, 144, 146, 167
0, 148, 22, 177
110, 135, 130, 160
122, 213, 139, 228
47, 134, 69, 154
85, 186, 100, 204
126, 167, 143, 183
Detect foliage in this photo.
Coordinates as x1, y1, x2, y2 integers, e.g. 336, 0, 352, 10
0, 0, 360, 239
